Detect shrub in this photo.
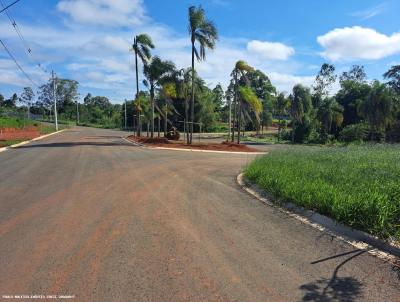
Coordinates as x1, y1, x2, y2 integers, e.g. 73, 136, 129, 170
386, 121, 400, 143
339, 123, 368, 143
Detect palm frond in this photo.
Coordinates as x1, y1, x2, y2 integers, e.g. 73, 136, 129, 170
136, 34, 154, 49
188, 6, 205, 34
239, 86, 262, 114
193, 46, 200, 61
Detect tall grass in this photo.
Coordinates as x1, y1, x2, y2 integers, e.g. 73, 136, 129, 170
0, 117, 36, 128
245, 145, 400, 241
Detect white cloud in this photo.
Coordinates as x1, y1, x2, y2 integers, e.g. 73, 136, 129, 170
318, 26, 400, 61
57, 0, 146, 27
0, 1, 317, 101
247, 40, 295, 60
269, 72, 314, 94
350, 3, 387, 20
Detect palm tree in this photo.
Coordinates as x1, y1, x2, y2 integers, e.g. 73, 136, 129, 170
188, 5, 218, 144
161, 83, 177, 137
384, 65, 400, 94
237, 86, 262, 144
232, 61, 254, 143
275, 93, 289, 141
317, 97, 344, 142
131, 34, 154, 136
143, 56, 175, 138
289, 84, 312, 143
358, 81, 396, 141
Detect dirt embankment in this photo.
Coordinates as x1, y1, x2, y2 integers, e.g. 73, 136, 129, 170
0, 127, 40, 141
128, 136, 261, 152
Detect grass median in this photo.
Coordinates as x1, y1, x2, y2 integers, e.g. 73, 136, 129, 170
245, 144, 400, 242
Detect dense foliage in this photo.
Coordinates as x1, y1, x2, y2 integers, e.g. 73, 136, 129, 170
1, 3, 399, 144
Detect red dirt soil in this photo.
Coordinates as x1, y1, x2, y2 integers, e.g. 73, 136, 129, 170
0, 127, 40, 141
128, 136, 261, 152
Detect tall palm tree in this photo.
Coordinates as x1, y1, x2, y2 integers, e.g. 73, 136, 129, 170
289, 84, 312, 143
317, 97, 344, 142
237, 87, 262, 144
358, 81, 396, 141
275, 93, 289, 141
161, 83, 177, 136
143, 56, 175, 138
232, 61, 254, 143
188, 5, 218, 144
131, 33, 154, 136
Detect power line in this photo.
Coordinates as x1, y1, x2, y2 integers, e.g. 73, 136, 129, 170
0, 0, 21, 14
0, 0, 49, 75
0, 39, 38, 87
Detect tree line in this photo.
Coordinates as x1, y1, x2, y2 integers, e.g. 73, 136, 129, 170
1, 5, 399, 144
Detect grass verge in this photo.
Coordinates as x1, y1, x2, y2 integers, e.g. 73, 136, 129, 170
245, 144, 400, 242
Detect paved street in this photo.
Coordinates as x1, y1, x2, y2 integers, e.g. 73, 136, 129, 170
0, 127, 399, 301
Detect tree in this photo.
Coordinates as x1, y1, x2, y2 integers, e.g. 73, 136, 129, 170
132, 33, 154, 136
231, 60, 254, 143
143, 56, 175, 138
358, 81, 397, 141
247, 69, 276, 100
340, 65, 366, 84
275, 92, 289, 141
313, 63, 337, 107
161, 82, 177, 136
290, 84, 313, 143
237, 86, 262, 143
316, 97, 344, 142
211, 84, 224, 112
384, 65, 400, 94
188, 5, 218, 144
3, 93, 18, 108
19, 87, 35, 119
336, 71, 371, 127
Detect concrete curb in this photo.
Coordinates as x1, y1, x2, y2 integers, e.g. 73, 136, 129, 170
237, 173, 400, 261
0, 129, 67, 153
123, 137, 267, 155
151, 147, 267, 155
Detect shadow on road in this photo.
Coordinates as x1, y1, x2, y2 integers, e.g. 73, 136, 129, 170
300, 249, 366, 301
17, 141, 136, 148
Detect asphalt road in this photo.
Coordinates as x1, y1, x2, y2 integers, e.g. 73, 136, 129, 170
0, 127, 399, 301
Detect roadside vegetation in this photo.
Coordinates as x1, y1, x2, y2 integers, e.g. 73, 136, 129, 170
0, 116, 67, 147
245, 145, 400, 242
0, 4, 399, 244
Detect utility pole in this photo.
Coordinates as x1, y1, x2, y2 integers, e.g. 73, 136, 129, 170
124, 99, 127, 130
52, 70, 58, 131
76, 100, 79, 124
228, 97, 231, 142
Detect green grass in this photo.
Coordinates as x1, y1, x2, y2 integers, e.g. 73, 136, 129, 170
1, 117, 68, 138
0, 117, 36, 128
0, 139, 25, 147
245, 144, 400, 242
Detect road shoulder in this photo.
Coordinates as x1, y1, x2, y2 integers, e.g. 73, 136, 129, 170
237, 173, 400, 261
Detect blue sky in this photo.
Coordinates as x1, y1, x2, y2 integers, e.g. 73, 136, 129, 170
0, 0, 399, 103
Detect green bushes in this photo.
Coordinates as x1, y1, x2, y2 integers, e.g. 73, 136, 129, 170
339, 123, 369, 142
245, 145, 400, 241
0, 117, 35, 128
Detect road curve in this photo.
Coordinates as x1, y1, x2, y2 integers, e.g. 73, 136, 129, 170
0, 127, 399, 301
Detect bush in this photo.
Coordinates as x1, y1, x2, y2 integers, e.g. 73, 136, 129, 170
339, 123, 368, 143
386, 122, 400, 142
292, 118, 313, 143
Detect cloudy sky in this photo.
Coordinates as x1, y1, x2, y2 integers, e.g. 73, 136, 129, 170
0, 0, 399, 103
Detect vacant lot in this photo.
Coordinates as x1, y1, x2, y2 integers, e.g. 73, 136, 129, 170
245, 144, 400, 242
0, 117, 62, 146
